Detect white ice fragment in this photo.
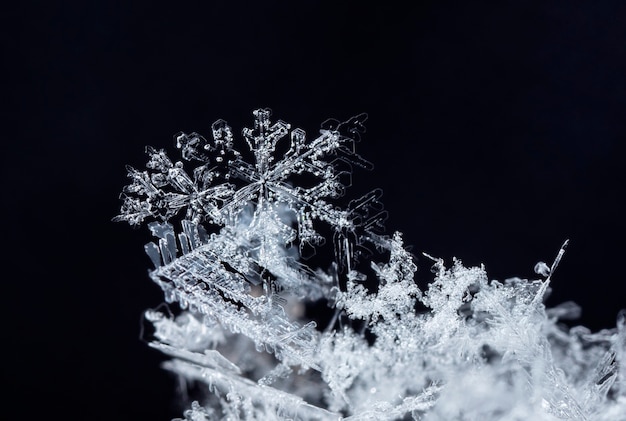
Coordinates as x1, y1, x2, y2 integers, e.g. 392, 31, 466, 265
535, 261, 551, 277
546, 301, 582, 321
173, 401, 213, 421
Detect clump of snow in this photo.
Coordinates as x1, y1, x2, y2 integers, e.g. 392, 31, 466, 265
116, 109, 625, 420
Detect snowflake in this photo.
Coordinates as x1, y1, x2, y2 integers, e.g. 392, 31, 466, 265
114, 108, 385, 259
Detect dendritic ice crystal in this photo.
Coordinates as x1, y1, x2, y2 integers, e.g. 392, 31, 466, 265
115, 109, 626, 420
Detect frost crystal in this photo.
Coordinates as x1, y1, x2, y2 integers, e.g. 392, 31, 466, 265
116, 109, 626, 420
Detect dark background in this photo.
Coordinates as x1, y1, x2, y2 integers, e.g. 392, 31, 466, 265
4, 1, 625, 419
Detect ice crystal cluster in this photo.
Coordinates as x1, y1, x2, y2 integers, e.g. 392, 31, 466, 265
115, 109, 626, 420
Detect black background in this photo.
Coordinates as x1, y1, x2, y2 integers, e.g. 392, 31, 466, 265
4, 1, 626, 420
